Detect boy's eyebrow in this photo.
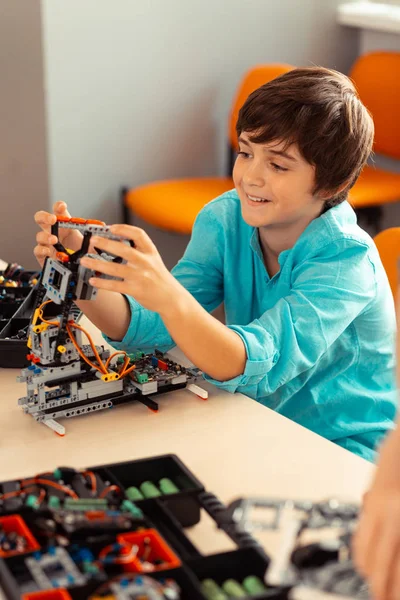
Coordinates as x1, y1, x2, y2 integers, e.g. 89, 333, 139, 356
237, 136, 251, 147
267, 149, 298, 162
238, 136, 298, 162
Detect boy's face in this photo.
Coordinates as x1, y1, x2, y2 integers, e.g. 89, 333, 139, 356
233, 133, 325, 230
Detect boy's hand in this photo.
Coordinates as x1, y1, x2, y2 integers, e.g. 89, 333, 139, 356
79, 224, 181, 314
353, 427, 400, 600
34, 201, 83, 268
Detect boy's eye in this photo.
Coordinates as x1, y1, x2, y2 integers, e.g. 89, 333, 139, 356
237, 150, 250, 158
271, 162, 288, 172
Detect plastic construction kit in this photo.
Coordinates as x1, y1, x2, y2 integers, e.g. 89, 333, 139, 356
0, 453, 370, 600
0, 454, 271, 600
16, 216, 207, 435
0, 264, 41, 368
227, 496, 370, 599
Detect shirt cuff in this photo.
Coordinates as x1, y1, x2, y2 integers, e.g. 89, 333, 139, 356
101, 294, 139, 350
203, 322, 279, 392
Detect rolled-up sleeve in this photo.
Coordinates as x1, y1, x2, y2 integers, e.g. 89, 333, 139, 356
204, 240, 377, 396
103, 205, 224, 353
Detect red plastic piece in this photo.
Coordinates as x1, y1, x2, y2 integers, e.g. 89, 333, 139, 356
158, 360, 168, 371
0, 515, 40, 558
55, 252, 69, 263
117, 528, 181, 573
22, 591, 73, 600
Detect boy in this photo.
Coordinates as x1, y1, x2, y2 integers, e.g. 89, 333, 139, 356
34, 66, 396, 462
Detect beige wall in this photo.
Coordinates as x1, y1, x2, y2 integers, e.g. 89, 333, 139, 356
0, 0, 360, 269
0, 0, 49, 268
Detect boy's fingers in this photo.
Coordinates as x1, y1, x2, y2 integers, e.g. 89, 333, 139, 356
388, 551, 400, 600
109, 224, 155, 253
36, 232, 58, 245
34, 210, 57, 227
34, 245, 51, 259
369, 525, 399, 600
53, 201, 71, 217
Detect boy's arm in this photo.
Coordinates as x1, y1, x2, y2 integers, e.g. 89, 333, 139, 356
81, 208, 225, 354
158, 239, 385, 384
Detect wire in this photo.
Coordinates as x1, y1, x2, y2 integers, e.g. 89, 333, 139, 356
67, 323, 107, 375
37, 300, 59, 327
0, 487, 37, 501
82, 471, 97, 494
21, 478, 79, 499
99, 485, 121, 499
36, 300, 136, 380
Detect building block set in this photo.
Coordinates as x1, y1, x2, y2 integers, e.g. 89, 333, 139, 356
0, 263, 41, 368
13, 217, 206, 435
0, 454, 369, 599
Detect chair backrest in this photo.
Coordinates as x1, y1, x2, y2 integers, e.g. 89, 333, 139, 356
349, 51, 400, 160
374, 227, 400, 302
228, 63, 294, 151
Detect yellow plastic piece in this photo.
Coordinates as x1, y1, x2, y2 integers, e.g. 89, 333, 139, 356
33, 323, 49, 334
57, 345, 67, 353
101, 372, 120, 382
32, 308, 41, 327
27, 335, 32, 349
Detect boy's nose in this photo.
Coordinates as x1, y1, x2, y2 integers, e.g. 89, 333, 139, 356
243, 163, 265, 187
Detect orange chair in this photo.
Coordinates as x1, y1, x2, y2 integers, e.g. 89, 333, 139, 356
374, 227, 400, 302
349, 52, 400, 230
122, 63, 294, 234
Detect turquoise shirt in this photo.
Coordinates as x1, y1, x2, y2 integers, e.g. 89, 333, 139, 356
106, 190, 397, 461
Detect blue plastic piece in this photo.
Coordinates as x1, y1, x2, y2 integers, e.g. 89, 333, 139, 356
152, 356, 158, 367
48, 546, 56, 556
120, 578, 130, 587
33, 551, 42, 560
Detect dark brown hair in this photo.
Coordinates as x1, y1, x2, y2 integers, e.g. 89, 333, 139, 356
236, 66, 374, 209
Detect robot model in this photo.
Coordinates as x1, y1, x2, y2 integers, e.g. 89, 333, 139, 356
17, 216, 206, 435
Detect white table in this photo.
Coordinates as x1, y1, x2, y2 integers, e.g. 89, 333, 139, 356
0, 317, 375, 597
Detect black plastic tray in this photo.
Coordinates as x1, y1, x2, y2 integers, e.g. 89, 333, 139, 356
0, 454, 275, 600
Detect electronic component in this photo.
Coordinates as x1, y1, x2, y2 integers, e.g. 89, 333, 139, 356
16, 216, 207, 435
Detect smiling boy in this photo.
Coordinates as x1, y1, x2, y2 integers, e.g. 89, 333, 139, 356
35, 67, 396, 461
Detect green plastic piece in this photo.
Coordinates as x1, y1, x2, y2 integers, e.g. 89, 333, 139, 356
25, 494, 39, 509
126, 486, 144, 501
53, 468, 62, 480
64, 498, 108, 511
129, 351, 144, 360
48, 495, 61, 509
140, 481, 161, 498
201, 579, 228, 600
135, 372, 149, 384
242, 575, 266, 595
121, 499, 143, 518
159, 478, 179, 495
83, 561, 99, 574
221, 579, 246, 597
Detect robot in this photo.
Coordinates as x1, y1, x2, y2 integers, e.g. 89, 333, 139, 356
17, 216, 206, 435
229, 496, 370, 599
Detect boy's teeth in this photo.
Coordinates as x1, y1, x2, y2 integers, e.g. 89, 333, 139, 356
248, 194, 267, 202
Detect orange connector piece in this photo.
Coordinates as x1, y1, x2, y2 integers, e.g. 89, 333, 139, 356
55, 252, 69, 263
